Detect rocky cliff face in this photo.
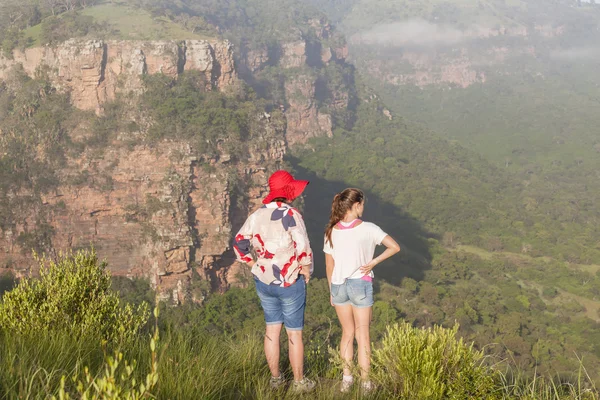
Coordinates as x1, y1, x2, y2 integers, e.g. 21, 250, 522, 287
240, 29, 347, 146
0, 113, 286, 303
351, 24, 564, 88
0, 39, 239, 113
370, 51, 487, 89
0, 27, 352, 302
284, 75, 333, 145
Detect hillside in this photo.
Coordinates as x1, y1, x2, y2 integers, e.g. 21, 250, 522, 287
2, 250, 599, 398
305, 0, 600, 243
20, 3, 214, 46
0, 0, 350, 299
295, 0, 600, 380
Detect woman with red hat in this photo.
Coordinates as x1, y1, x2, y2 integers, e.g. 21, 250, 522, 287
233, 170, 315, 393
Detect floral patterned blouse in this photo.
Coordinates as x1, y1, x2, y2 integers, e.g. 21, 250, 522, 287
233, 202, 313, 286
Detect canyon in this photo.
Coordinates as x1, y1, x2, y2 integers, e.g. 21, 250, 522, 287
0, 33, 348, 302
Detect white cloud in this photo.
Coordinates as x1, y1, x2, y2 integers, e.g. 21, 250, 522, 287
354, 19, 466, 48
550, 47, 600, 60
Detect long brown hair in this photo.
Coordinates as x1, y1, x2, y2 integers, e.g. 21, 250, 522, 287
325, 188, 365, 248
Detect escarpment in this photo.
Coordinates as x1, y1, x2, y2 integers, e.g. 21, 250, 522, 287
0, 39, 239, 113
0, 21, 355, 303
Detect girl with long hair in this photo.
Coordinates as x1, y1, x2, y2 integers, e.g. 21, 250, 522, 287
324, 188, 400, 393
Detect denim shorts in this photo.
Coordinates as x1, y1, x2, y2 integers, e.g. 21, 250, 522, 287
331, 278, 374, 308
254, 277, 306, 330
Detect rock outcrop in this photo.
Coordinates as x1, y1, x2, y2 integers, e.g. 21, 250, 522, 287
284, 75, 333, 146
280, 41, 308, 69
243, 47, 270, 72
0, 39, 239, 113
239, 30, 347, 146
0, 113, 286, 303
0, 18, 352, 302
372, 52, 486, 89
350, 22, 565, 89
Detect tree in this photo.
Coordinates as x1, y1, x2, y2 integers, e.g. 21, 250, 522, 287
43, 0, 62, 16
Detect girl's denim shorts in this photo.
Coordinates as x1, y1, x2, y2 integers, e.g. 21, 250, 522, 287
330, 278, 374, 308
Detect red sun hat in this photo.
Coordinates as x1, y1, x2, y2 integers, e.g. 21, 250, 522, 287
262, 170, 309, 204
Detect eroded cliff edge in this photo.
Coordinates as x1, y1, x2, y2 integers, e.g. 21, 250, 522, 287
0, 31, 351, 303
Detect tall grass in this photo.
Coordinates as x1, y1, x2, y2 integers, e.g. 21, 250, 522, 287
0, 330, 104, 399
0, 324, 599, 399
497, 361, 599, 400
0, 251, 598, 399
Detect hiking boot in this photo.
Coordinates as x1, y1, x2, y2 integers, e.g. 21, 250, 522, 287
270, 375, 285, 389
292, 377, 316, 393
340, 378, 353, 393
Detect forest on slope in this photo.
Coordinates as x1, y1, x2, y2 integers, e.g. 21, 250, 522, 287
298, 0, 600, 380
305, 0, 600, 259
1, 0, 600, 386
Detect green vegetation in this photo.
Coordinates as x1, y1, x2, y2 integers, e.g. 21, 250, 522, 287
141, 72, 263, 159
311, 0, 599, 32
290, 87, 600, 382
0, 257, 598, 398
0, 66, 82, 253
3, 0, 324, 52
79, 3, 214, 40
371, 323, 496, 399
288, 3, 600, 383
0, 250, 148, 343
38, 12, 113, 45
55, 310, 159, 399
171, 0, 324, 48
304, 0, 600, 267
297, 92, 600, 264
365, 61, 600, 227
4, 1, 212, 51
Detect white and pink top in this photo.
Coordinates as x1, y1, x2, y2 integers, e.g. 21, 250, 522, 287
323, 220, 388, 285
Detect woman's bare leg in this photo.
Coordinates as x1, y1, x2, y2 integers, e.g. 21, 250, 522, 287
335, 304, 355, 376
286, 329, 304, 381
352, 306, 372, 380
265, 323, 283, 377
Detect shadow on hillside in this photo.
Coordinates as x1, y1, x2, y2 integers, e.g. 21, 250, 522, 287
289, 158, 433, 286
0, 273, 16, 297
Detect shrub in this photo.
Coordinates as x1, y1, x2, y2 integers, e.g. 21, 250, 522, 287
542, 286, 559, 298
371, 322, 497, 400
1, 27, 31, 57
0, 249, 149, 343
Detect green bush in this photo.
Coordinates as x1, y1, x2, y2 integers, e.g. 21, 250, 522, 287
0, 249, 149, 343
372, 322, 497, 400
1, 27, 31, 57
542, 286, 559, 299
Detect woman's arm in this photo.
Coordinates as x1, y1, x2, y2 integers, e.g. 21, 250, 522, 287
359, 235, 401, 274
232, 215, 255, 267
325, 253, 335, 306
325, 253, 335, 289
